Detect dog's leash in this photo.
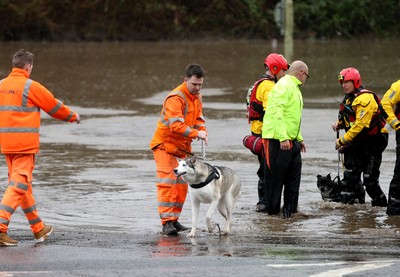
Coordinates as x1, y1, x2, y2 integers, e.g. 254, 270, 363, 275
201, 140, 206, 160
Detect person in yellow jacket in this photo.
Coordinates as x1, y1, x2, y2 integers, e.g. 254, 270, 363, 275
150, 64, 208, 236
0, 49, 80, 246
332, 67, 387, 206
262, 60, 308, 219
379, 80, 400, 215
245, 53, 288, 213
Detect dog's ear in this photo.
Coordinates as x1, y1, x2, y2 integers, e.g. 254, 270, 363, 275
317, 174, 322, 179
327, 173, 331, 180
186, 156, 196, 168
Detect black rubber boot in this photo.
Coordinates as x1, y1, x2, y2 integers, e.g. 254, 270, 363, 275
162, 221, 178, 236
173, 221, 190, 232
371, 194, 388, 207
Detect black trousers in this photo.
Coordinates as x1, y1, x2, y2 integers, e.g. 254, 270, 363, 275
263, 139, 302, 217
251, 132, 266, 205
387, 130, 400, 214
256, 151, 266, 205
342, 132, 388, 205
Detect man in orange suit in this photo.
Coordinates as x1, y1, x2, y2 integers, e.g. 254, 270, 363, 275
0, 49, 80, 246
150, 64, 208, 235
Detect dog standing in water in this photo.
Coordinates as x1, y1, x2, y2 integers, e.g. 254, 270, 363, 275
173, 156, 241, 238
316, 174, 342, 202
316, 173, 365, 204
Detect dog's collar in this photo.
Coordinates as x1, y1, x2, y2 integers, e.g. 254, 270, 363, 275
189, 164, 220, 189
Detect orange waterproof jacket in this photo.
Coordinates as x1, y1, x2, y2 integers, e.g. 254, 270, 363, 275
150, 82, 207, 158
0, 68, 78, 154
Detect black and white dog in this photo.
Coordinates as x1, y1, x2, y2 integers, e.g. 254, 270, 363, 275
173, 156, 241, 238
316, 173, 365, 204
316, 173, 342, 202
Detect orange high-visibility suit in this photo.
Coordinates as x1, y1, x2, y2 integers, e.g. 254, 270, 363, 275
150, 82, 207, 225
0, 68, 79, 234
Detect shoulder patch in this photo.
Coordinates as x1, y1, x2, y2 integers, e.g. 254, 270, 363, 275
358, 109, 365, 119
389, 90, 396, 99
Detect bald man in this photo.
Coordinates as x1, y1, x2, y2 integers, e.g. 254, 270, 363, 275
262, 60, 309, 219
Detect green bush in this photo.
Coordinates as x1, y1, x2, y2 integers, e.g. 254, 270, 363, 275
0, 0, 398, 41
295, 0, 400, 39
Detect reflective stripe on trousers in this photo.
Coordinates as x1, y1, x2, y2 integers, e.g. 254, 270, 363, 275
153, 147, 188, 225
0, 154, 44, 233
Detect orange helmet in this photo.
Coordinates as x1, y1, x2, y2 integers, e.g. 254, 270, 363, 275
264, 53, 289, 75
338, 67, 362, 89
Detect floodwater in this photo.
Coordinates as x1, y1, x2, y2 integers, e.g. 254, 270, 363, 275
0, 40, 400, 259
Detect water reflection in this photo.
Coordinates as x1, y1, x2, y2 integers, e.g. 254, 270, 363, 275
153, 234, 235, 257
153, 236, 191, 257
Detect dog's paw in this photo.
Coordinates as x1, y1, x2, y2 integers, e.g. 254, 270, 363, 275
187, 232, 196, 238
220, 230, 229, 236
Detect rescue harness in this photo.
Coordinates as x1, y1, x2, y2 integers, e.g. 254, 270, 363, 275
339, 88, 386, 140
394, 102, 400, 119
246, 74, 275, 123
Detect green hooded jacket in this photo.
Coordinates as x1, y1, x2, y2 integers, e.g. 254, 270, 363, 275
262, 74, 304, 142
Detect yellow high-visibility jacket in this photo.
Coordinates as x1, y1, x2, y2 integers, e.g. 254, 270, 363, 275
262, 74, 304, 142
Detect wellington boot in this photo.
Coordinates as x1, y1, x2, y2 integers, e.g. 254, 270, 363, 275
173, 221, 190, 232
162, 221, 178, 236
371, 194, 388, 207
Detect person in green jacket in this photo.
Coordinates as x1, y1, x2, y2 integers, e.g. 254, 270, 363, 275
261, 60, 309, 219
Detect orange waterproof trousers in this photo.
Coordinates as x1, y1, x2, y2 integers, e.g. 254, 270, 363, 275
153, 147, 188, 225
0, 154, 44, 233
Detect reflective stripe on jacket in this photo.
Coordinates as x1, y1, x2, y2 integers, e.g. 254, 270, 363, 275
150, 82, 207, 158
0, 68, 78, 153
380, 80, 400, 130
261, 74, 304, 142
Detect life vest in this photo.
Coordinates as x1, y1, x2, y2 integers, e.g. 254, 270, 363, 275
150, 83, 204, 158
338, 89, 386, 140
246, 75, 274, 123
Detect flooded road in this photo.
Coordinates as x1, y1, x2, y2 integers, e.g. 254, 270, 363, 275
1, 40, 400, 275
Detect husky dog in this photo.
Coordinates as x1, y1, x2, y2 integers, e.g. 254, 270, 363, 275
316, 173, 366, 204
173, 156, 241, 238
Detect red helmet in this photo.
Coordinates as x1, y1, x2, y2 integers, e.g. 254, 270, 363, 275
338, 67, 362, 89
264, 53, 289, 75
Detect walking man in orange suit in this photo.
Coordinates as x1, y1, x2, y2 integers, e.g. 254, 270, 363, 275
0, 49, 80, 246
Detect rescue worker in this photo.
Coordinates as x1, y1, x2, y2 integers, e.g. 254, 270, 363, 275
332, 67, 388, 206
0, 49, 80, 246
245, 53, 288, 213
150, 64, 208, 236
262, 60, 308, 219
379, 80, 400, 215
